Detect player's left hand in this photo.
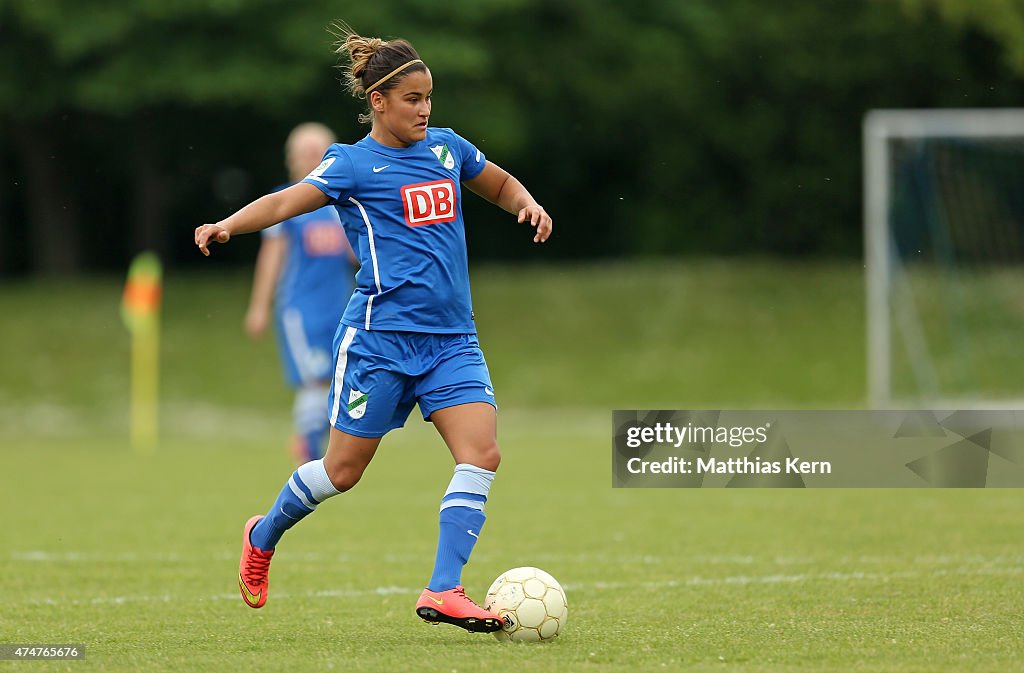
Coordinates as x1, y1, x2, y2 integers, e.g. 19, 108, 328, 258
518, 205, 552, 243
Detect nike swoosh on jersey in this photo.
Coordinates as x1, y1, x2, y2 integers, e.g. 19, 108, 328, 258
372, 165, 390, 173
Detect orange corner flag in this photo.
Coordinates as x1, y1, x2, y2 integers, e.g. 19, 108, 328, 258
122, 252, 163, 331
123, 252, 162, 453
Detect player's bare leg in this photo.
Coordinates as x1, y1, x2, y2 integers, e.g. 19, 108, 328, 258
415, 402, 502, 632
432, 402, 500, 472
321, 428, 383, 492
239, 429, 380, 608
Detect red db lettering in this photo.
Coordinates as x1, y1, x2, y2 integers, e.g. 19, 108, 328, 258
401, 180, 457, 226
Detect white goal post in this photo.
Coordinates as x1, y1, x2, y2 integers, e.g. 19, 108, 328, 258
864, 108, 1024, 409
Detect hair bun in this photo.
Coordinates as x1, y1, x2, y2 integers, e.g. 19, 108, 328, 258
346, 35, 387, 80
331, 22, 425, 123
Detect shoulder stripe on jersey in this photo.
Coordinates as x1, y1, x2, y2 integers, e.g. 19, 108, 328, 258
330, 326, 359, 426
347, 196, 382, 330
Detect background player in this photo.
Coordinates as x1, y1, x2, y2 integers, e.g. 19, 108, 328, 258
243, 122, 358, 464
195, 27, 552, 633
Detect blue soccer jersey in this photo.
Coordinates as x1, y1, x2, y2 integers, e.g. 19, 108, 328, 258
263, 201, 354, 385
301, 128, 486, 334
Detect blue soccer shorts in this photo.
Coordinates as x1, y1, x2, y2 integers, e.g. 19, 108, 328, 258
327, 326, 497, 438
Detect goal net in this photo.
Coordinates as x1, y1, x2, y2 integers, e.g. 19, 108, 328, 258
864, 109, 1024, 408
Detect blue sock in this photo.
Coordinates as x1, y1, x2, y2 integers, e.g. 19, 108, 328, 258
428, 464, 495, 592
429, 507, 486, 591
250, 459, 340, 550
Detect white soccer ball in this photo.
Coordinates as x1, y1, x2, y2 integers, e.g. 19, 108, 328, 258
484, 566, 568, 642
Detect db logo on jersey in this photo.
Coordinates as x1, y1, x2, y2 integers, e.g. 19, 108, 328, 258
401, 179, 457, 227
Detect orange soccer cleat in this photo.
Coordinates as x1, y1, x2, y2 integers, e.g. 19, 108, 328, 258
238, 515, 275, 609
415, 585, 503, 633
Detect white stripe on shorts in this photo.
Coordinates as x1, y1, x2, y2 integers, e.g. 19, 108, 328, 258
330, 326, 359, 426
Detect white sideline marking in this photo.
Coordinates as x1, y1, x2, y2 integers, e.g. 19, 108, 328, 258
25, 586, 421, 607
12, 550, 1024, 565
9, 551, 353, 563
15, 566, 1022, 608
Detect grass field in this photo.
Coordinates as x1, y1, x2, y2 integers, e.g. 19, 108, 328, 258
2, 261, 1023, 672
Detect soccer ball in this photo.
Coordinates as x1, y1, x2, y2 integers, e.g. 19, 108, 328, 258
484, 567, 568, 642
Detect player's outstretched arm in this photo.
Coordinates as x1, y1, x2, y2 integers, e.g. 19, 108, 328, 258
465, 161, 552, 243
195, 183, 329, 256
244, 236, 287, 339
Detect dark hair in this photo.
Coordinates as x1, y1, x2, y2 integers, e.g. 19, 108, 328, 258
332, 24, 427, 124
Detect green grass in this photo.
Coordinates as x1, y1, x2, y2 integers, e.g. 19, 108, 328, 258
0, 259, 866, 441
3, 420, 1023, 672
2, 261, 1023, 672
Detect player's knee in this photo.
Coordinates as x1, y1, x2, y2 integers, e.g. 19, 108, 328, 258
323, 460, 365, 492
474, 440, 501, 472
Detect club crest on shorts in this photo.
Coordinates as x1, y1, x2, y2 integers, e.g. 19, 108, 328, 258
347, 389, 368, 419
430, 144, 455, 170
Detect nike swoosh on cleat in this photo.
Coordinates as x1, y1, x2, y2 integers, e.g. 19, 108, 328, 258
427, 595, 444, 606
372, 165, 390, 173
239, 573, 262, 605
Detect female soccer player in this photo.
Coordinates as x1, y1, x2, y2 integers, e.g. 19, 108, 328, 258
244, 122, 357, 464
195, 29, 552, 633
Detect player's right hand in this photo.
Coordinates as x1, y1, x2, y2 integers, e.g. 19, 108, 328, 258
244, 306, 270, 340
195, 224, 230, 256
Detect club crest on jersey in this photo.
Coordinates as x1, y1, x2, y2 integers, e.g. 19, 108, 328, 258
401, 179, 457, 227
347, 390, 368, 419
430, 144, 456, 170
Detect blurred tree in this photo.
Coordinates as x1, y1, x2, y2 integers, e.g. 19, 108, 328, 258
1, 0, 342, 272
491, 0, 1024, 258
0, 9, 82, 274
1, 0, 1023, 273
0, 0, 517, 272
904, 0, 1024, 74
